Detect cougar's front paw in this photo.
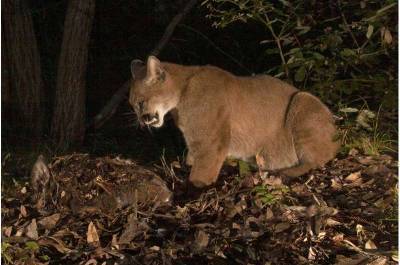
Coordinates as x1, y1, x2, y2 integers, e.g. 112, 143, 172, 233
189, 175, 215, 188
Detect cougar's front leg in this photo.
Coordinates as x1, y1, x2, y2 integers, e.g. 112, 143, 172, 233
187, 118, 231, 187
188, 142, 229, 187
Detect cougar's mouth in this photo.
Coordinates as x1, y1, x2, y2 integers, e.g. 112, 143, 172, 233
141, 113, 159, 126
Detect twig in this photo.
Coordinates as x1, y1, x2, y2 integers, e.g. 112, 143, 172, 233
342, 239, 371, 257
87, 80, 130, 129
337, 0, 360, 49
179, 24, 253, 74
87, 0, 198, 130
257, 13, 289, 78
151, 0, 198, 56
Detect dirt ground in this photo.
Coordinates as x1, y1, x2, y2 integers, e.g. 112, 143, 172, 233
1, 151, 398, 264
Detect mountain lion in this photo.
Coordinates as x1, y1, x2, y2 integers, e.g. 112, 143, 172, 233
129, 56, 340, 187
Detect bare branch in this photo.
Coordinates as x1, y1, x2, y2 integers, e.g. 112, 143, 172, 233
88, 0, 198, 130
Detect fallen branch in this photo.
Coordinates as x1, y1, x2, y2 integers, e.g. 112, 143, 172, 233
88, 0, 198, 130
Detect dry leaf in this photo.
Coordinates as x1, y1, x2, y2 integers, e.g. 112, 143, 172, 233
345, 171, 362, 182
52, 228, 82, 239
38, 236, 72, 254
20, 205, 28, 218
317, 231, 326, 240
149, 245, 160, 251
274, 222, 291, 233
332, 233, 344, 242
193, 230, 209, 252
265, 207, 274, 220
240, 174, 255, 188
118, 217, 138, 244
38, 213, 61, 230
360, 178, 375, 188
308, 247, 316, 260
365, 239, 377, 250
345, 171, 363, 186
331, 178, 343, 190
262, 176, 282, 186
367, 257, 387, 265
366, 24, 374, 39
84, 259, 98, 265
255, 152, 266, 169
326, 218, 341, 226
15, 228, 24, 237
356, 224, 365, 240
381, 27, 393, 44
171, 161, 181, 168
335, 254, 369, 265
87, 221, 100, 246
357, 156, 375, 165
21, 186, 27, 194
373, 197, 393, 209
176, 206, 189, 219
118, 215, 149, 245
92, 248, 110, 261
111, 234, 119, 250
363, 165, 390, 176
3, 226, 12, 237
25, 219, 38, 240
232, 223, 241, 229
348, 148, 359, 156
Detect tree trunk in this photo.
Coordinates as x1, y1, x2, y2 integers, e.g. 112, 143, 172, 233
2, 0, 44, 140
51, 0, 95, 149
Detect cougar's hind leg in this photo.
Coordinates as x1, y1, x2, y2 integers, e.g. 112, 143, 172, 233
281, 92, 340, 177
280, 160, 315, 177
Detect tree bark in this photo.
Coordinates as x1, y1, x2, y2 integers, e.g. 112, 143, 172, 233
2, 0, 44, 140
51, 0, 95, 149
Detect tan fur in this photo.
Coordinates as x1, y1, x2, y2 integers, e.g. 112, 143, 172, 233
129, 56, 340, 187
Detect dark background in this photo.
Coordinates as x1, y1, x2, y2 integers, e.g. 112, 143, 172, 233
2, 0, 398, 170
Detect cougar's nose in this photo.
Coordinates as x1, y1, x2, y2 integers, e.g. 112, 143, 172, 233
141, 114, 152, 122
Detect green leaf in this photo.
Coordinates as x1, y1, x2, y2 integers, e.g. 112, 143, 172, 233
312, 52, 324, 60
366, 24, 374, 39
296, 26, 311, 35
25, 241, 40, 251
295, 66, 306, 82
278, 0, 291, 7
40, 255, 50, 261
340, 48, 356, 57
265, 48, 279, 55
287, 48, 301, 55
238, 160, 251, 177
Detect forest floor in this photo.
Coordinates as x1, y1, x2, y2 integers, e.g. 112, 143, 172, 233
1, 149, 398, 265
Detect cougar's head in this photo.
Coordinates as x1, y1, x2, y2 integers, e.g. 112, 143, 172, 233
129, 56, 179, 128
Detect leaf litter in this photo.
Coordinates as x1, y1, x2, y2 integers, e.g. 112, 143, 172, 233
1, 152, 398, 264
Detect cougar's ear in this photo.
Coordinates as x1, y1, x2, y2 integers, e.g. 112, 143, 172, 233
131, 59, 144, 80
145, 56, 166, 84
